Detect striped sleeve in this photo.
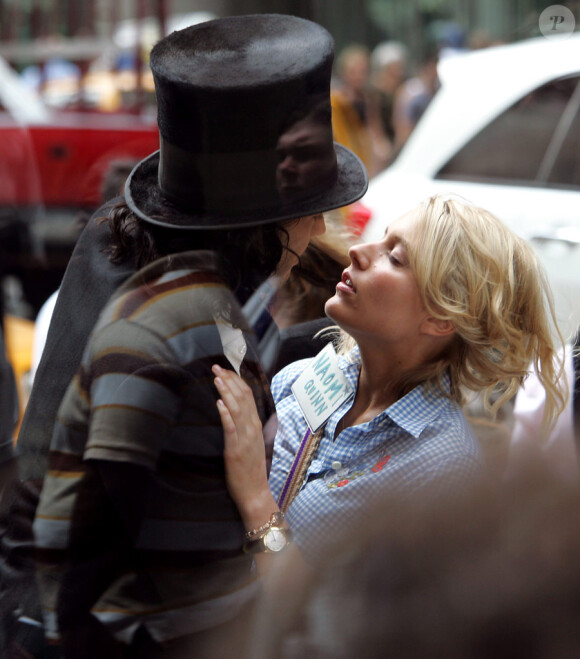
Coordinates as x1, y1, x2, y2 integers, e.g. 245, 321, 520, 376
83, 319, 191, 469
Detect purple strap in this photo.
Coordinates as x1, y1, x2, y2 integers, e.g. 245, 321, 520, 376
277, 428, 312, 511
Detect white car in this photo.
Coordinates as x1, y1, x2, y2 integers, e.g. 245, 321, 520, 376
362, 33, 580, 339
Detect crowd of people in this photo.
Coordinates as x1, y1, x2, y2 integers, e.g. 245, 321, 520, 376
329, 38, 434, 178
329, 27, 499, 181
0, 12, 577, 659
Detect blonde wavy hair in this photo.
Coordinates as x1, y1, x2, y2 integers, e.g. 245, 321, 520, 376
338, 195, 567, 430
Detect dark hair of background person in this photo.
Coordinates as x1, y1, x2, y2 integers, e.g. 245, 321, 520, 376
282, 241, 344, 322
100, 200, 290, 303
268, 217, 353, 376
251, 463, 580, 659
271, 218, 352, 329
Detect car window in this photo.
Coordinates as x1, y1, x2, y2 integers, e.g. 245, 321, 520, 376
544, 80, 580, 187
436, 76, 580, 189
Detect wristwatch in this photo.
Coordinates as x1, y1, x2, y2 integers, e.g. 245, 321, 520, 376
243, 526, 293, 554
243, 512, 293, 554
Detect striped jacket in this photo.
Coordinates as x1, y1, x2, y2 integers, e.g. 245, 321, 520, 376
33, 250, 275, 643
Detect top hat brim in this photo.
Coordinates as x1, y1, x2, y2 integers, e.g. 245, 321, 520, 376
125, 143, 368, 230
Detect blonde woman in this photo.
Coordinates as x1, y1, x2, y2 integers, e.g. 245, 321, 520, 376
213, 195, 566, 565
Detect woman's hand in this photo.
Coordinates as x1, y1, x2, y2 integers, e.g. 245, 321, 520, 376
213, 365, 294, 574
212, 365, 273, 516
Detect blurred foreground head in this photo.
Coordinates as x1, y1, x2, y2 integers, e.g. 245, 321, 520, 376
253, 463, 580, 658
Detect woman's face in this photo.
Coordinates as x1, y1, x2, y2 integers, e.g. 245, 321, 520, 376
276, 214, 326, 281
325, 213, 429, 347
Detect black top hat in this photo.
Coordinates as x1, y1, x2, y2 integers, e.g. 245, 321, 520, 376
125, 14, 368, 230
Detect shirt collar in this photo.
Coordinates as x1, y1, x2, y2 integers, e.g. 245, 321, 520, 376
337, 345, 361, 392
387, 374, 451, 438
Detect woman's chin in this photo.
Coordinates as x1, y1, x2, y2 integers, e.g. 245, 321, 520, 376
324, 295, 343, 324
324, 294, 337, 314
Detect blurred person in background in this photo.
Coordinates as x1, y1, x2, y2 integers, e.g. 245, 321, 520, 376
368, 41, 408, 171
25, 159, 140, 390
393, 48, 439, 149
270, 216, 354, 374
263, 221, 354, 471
467, 28, 496, 50
212, 195, 565, 573
331, 44, 375, 175
246, 462, 580, 658
28, 14, 367, 659
428, 19, 467, 61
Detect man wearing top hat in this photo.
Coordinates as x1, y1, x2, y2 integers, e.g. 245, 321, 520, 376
6, 14, 369, 659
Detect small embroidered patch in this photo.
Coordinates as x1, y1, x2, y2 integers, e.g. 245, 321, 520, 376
372, 456, 391, 473
325, 453, 391, 489
327, 470, 365, 489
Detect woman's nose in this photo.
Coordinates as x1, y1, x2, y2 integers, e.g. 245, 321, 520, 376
349, 242, 370, 269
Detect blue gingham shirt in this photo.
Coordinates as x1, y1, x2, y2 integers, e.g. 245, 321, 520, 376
269, 348, 482, 560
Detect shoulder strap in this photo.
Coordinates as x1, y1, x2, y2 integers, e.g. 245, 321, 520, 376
277, 427, 324, 514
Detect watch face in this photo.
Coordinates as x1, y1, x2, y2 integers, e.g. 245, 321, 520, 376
264, 528, 287, 552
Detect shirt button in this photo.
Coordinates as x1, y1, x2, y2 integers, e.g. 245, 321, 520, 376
239, 344, 247, 355
331, 461, 342, 471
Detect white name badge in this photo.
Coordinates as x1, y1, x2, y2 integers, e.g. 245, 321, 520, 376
291, 343, 354, 432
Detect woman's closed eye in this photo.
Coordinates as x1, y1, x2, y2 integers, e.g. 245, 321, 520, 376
387, 251, 399, 266
387, 249, 405, 266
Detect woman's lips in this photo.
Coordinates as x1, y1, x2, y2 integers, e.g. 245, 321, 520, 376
336, 270, 355, 294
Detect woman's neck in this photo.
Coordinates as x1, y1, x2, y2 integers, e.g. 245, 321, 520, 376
335, 345, 407, 436
357, 354, 402, 410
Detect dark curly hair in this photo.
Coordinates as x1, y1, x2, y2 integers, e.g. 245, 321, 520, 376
98, 199, 291, 302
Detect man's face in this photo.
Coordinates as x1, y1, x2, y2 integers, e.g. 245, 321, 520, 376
276, 116, 336, 201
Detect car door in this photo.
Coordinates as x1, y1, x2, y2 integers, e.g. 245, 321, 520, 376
433, 74, 580, 337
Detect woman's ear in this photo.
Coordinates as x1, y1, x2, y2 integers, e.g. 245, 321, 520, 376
420, 315, 455, 337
